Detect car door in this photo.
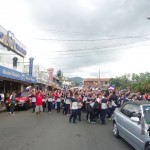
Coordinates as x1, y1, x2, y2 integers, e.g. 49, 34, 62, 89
121, 104, 145, 150
116, 104, 130, 137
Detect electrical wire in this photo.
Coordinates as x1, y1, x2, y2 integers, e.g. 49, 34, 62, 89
33, 38, 150, 55
41, 43, 150, 59
33, 36, 150, 41
38, 28, 150, 38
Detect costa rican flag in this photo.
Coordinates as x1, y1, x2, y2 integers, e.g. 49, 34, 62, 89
107, 84, 115, 91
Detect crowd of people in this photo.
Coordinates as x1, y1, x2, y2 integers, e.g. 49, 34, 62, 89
3, 87, 150, 124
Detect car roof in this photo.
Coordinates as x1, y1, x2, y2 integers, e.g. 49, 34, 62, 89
123, 101, 150, 106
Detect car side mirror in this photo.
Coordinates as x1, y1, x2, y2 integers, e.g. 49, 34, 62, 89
131, 117, 139, 122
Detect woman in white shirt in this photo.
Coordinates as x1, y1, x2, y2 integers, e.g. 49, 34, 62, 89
69, 93, 78, 123
65, 93, 71, 115
56, 95, 61, 113
31, 91, 36, 113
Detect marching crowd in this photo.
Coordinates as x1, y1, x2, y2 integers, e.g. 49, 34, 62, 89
3, 87, 150, 124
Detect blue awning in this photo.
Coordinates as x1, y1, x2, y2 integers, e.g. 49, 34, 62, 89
0, 65, 36, 83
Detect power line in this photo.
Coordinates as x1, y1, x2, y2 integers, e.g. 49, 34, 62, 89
41, 43, 150, 59
33, 38, 150, 55
38, 27, 150, 38
33, 36, 150, 41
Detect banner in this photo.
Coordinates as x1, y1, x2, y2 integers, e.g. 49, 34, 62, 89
0, 25, 27, 57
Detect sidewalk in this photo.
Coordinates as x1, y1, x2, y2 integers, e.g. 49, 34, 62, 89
0, 105, 7, 113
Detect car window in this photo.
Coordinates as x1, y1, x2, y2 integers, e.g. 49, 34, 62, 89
121, 104, 140, 118
143, 105, 150, 124
21, 92, 30, 97
121, 104, 129, 116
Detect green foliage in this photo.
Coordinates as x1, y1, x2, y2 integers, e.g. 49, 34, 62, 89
109, 72, 150, 93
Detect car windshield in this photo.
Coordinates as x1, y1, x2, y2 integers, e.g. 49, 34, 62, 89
21, 92, 30, 97
143, 105, 150, 124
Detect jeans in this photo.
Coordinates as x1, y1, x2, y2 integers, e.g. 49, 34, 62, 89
100, 109, 107, 124
90, 110, 96, 122
57, 102, 61, 113
86, 110, 90, 120
32, 102, 36, 112
65, 104, 70, 115
48, 102, 52, 112
42, 102, 46, 112
10, 104, 15, 113
69, 109, 77, 123
77, 108, 82, 121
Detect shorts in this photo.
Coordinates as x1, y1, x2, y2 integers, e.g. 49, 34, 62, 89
35, 105, 43, 112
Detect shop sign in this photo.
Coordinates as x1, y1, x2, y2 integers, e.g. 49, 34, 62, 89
0, 25, 27, 57
0, 65, 36, 83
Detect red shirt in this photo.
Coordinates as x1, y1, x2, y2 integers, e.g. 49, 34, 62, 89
53, 92, 58, 100
35, 93, 44, 106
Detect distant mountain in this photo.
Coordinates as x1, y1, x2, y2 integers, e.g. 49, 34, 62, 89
69, 77, 83, 84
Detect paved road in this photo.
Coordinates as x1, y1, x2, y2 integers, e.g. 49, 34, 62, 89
0, 110, 135, 150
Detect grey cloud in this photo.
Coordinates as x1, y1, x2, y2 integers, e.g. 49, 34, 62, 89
26, 0, 150, 77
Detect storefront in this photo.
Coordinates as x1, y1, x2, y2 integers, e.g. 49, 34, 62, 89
0, 25, 36, 99
0, 65, 36, 98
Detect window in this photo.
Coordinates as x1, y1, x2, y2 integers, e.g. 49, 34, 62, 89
143, 105, 150, 124
121, 104, 140, 118
121, 104, 129, 116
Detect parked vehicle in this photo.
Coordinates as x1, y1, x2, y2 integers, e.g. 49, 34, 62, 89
5, 91, 32, 110
113, 101, 150, 150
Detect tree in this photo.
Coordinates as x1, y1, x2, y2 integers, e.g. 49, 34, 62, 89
109, 72, 150, 93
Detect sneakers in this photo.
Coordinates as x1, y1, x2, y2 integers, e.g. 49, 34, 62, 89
90, 122, 96, 124
10, 112, 15, 115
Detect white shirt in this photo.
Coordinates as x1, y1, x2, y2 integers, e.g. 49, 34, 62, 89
65, 98, 70, 104
57, 97, 61, 102
48, 98, 53, 102
32, 97, 36, 102
42, 98, 46, 102
78, 102, 83, 109
0, 93, 4, 101
71, 102, 78, 110
83, 96, 87, 102
101, 103, 108, 109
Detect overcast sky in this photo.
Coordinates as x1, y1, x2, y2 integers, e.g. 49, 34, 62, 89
1, 0, 150, 78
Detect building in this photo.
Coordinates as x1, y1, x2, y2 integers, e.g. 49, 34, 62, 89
24, 65, 61, 90
83, 78, 110, 90
0, 25, 36, 98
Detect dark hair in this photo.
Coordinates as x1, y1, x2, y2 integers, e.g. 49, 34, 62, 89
104, 93, 108, 98
113, 91, 116, 95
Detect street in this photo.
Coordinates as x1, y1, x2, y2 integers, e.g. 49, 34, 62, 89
0, 110, 134, 150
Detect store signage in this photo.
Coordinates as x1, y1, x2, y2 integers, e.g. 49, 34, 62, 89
0, 25, 27, 57
0, 65, 36, 83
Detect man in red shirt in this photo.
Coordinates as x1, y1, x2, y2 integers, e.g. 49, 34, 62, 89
34, 90, 44, 117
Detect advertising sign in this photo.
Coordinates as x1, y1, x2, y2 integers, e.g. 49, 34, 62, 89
0, 65, 36, 83
48, 68, 54, 81
0, 25, 27, 57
